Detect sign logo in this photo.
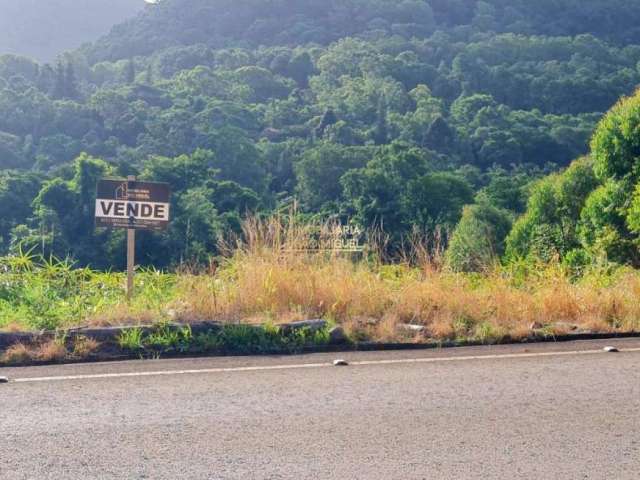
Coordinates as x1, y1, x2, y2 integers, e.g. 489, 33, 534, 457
95, 179, 171, 231
310, 223, 365, 252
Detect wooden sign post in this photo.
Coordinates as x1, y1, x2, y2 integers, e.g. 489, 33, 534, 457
126, 176, 136, 299
95, 177, 171, 300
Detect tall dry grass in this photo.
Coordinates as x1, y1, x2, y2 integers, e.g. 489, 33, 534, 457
166, 216, 640, 342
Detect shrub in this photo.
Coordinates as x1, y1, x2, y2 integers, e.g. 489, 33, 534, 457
445, 201, 512, 272
591, 89, 640, 182
505, 157, 598, 263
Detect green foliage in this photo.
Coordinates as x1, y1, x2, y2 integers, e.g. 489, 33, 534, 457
578, 180, 636, 264
591, 91, 640, 182
209, 323, 331, 354
626, 183, 640, 234
118, 322, 332, 357
295, 142, 373, 210
2, 0, 640, 269
446, 201, 512, 272
505, 157, 598, 262
117, 328, 144, 351
506, 89, 640, 268
192, 331, 224, 352
0, 254, 177, 330
583, 90, 640, 264
342, 143, 473, 240
477, 167, 538, 214
119, 325, 194, 353
405, 172, 474, 229
0, 170, 42, 247
145, 324, 193, 353
563, 248, 593, 277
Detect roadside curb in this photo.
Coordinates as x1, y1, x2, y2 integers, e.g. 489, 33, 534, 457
297, 331, 640, 353
1, 322, 639, 368
0, 319, 328, 350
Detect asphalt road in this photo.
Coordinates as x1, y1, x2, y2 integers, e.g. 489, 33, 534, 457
1, 339, 640, 479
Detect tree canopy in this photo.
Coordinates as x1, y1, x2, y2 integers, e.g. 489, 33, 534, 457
1, 0, 640, 268
507, 89, 640, 268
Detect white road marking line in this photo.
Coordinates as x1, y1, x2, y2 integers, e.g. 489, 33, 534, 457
10, 347, 640, 384
12, 362, 328, 383
350, 347, 640, 366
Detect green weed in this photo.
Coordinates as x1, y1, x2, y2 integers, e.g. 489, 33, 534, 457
145, 324, 192, 352
117, 328, 144, 351
192, 331, 223, 352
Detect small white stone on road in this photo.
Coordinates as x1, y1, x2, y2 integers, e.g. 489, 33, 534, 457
0, 376, 8, 383
603, 346, 619, 353
333, 359, 349, 366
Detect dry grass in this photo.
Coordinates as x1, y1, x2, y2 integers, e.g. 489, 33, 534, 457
1, 343, 32, 365
1, 338, 70, 365
88, 304, 161, 327
34, 339, 68, 362
155, 216, 640, 343
71, 336, 100, 358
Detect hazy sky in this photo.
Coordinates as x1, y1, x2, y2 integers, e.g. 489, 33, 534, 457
0, 0, 147, 62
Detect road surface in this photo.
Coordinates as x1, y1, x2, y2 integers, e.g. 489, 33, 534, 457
1, 339, 639, 479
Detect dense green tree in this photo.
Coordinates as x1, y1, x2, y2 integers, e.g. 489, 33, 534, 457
0, 170, 42, 251
578, 179, 635, 264
445, 200, 513, 272
505, 157, 598, 262
31, 154, 113, 265
141, 149, 217, 193
295, 142, 372, 210
342, 143, 471, 236
404, 172, 474, 230
476, 167, 538, 214
591, 90, 640, 182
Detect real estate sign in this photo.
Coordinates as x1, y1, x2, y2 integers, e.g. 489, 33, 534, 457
95, 179, 170, 231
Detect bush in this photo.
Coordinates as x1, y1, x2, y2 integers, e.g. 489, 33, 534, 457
445, 201, 512, 272
591, 89, 640, 182
504, 157, 598, 263
578, 180, 637, 264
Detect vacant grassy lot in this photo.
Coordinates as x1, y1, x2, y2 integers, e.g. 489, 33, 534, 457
2, 218, 640, 343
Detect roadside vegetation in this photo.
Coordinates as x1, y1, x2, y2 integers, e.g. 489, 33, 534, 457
0, 320, 331, 365
2, 215, 639, 350
115, 322, 331, 356
0, 249, 177, 331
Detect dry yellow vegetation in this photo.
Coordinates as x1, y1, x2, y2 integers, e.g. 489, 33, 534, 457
3, 216, 640, 344
161, 217, 640, 343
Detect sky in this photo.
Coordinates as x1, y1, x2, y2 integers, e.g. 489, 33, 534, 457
0, 0, 147, 62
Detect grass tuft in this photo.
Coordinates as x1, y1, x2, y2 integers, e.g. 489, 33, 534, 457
35, 338, 68, 362
1, 343, 32, 365
71, 336, 100, 358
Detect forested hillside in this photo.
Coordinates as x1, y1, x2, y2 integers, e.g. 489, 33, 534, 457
1, 0, 640, 269
85, 0, 640, 63
0, 0, 146, 62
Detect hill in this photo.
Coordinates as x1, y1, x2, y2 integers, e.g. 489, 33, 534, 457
0, 0, 146, 62
1, 0, 640, 268
83, 0, 640, 62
